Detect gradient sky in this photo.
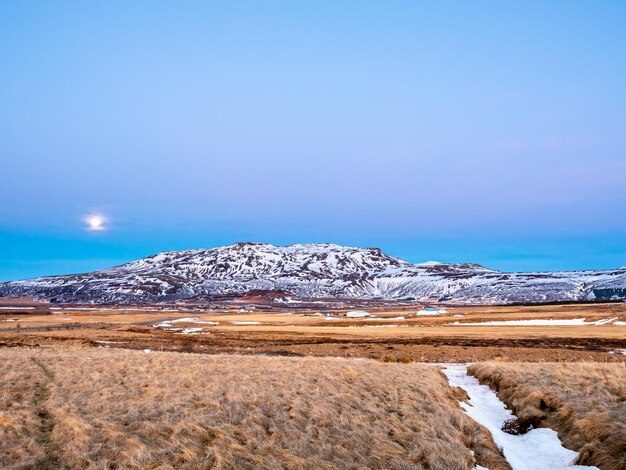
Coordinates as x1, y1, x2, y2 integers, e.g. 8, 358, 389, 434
2, 1, 626, 281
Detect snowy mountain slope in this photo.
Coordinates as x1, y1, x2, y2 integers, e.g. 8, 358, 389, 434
1, 242, 625, 304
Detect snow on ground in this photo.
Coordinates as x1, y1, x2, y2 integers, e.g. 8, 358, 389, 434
414, 310, 447, 316
177, 327, 204, 334
230, 321, 261, 325
359, 325, 409, 328
323, 316, 340, 320
451, 318, 617, 326
153, 317, 219, 328
169, 317, 212, 324
442, 364, 598, 470
614, 321, 626, 326
0, 306, 35, 310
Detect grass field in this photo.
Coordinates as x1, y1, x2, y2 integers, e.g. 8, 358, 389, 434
0, 347, 510, 470
1, 302, 625, 362
1, 302, 625, 468
469, 362, 626, 470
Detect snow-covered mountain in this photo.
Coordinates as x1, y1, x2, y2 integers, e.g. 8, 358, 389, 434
1, 242, 625, 304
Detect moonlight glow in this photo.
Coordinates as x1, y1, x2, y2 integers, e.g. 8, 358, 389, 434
85, 214, 107, 231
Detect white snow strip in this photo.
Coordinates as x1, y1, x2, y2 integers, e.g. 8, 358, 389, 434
230, 321, 261, 325
177, 327, 204, 334
613, 321, 626, 326
450, 318, 616, 326
442, 364, 598, 470
0, 306, 35, 310
152, 317, 218, 328
323, 316, 341, 320
356, 325, 409, 328
169, 317, 211, 324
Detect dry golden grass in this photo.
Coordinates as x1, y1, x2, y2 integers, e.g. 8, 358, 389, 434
4, 302, 626, 342
0, 347, 509, 470
0, 357, 47, 468
469, 362, 626, 470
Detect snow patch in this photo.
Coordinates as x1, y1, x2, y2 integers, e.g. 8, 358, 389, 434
357, 324, 409, 328
153, 317, 218, 329
442, 364, 598, 470
177, 327, 204, 334
450, 318, 617, 326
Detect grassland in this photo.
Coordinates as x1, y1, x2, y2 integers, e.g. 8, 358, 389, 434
1, 302, 625, 362
469, 362, 626, 470
0, 347, 511, 470
1, 302, 625, 468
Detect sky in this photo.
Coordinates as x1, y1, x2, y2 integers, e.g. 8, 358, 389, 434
1, 1, 625, 281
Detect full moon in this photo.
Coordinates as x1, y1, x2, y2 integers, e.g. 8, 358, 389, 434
85, 214, 106, 231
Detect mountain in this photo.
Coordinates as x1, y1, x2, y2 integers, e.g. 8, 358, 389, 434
1, 242, 625, 304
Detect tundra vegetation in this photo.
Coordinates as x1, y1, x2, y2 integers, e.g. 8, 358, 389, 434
1, 347, 510, 470
1, 302, 625, 469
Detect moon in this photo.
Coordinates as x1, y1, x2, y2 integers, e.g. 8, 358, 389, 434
85, 214, 107, 231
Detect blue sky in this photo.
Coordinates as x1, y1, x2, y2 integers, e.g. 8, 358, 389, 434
1, 1, 625, 281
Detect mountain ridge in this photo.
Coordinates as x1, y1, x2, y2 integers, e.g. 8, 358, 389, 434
1, 242, 625, 305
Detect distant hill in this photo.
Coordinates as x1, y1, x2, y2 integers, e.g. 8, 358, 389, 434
1, 242, 625, 304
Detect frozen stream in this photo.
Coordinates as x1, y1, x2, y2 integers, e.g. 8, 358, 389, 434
441, 364, 598, 470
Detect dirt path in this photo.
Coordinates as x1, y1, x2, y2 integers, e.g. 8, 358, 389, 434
31, 357, 61, 470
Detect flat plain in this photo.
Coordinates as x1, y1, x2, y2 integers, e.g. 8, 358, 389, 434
1, 301, 625, 362
1, 301, 625, 469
